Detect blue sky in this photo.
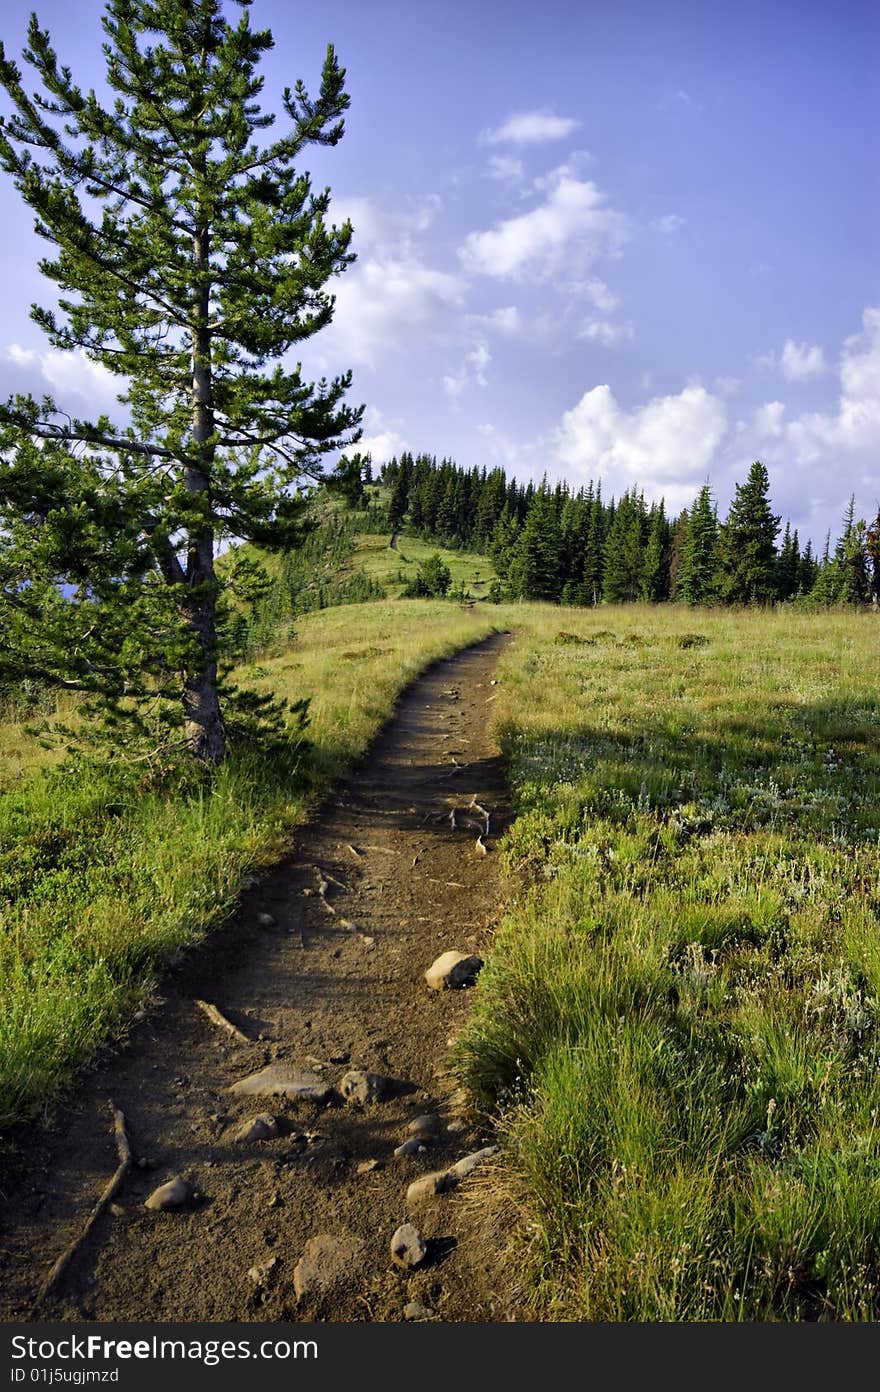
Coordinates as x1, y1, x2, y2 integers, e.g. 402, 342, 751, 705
0, 0, 877, 547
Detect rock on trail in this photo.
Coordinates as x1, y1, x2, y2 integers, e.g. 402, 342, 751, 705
0, 632, 516, 1323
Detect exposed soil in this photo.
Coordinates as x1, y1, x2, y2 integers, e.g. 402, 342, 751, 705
0, 631, 522, 1323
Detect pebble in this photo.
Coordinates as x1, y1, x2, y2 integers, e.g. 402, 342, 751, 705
144, 1176, 192, 1211
356, 1159, 382, 1175
424, 951, 484, 991
404, 1301, 432, 1321
229, 1064, 333, 1104
248, 1256, 279, 1287
394, 1138, 425, 1158
234, 1113, 280, 1144
408, 1114, 442, 1140
405, 1171, 455, 1207
340, 1070, 402, 1105
446, 1120, 468, 1135
293, 1233, 365, 1301
449, 1146, 499, 1180
256, 912, 276, 927
390, 1223, 428, 1270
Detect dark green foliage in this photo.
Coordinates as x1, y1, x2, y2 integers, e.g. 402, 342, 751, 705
602, 489, 647, 603
509, 483, 562, 601
0, 0, 361, 761
400, 552, 452, 598
678, 484, 719, 606
716, 462, 780, 604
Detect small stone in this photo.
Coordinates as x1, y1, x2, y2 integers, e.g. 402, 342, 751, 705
446, 1120, 468, 1136
256, 912, 276, 927
424, 951, 483, 991
229, 1064, 333, 1104
394, 1138, 425, 1158
293, 1233, 365, 1301
136, 1156, 156, 1170
404, 1301, 432, 1321
234, 1113, 280, 1143
390, 1222, 428, 1270
109, 1203, 126, 1218
340, 1070, 401, 1105
408, 1114, 442, 1140
356, 1159, 382, 1175
144, 1176, 192, 1211
449, 1145, 499, 1180
248, 1255, 279, 1287
358, 935, 376, 949
405, 1171, 455, 1207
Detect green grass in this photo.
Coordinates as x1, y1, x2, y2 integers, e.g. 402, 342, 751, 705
353, 531, 499, 598
455, 603, 880, 1321
0, 600, 501, 1130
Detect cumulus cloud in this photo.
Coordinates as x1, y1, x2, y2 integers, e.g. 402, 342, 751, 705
469, 305, 523, 335
487, 154, 524, 182
554, 383, 727, 511
578, 319, 634, 346
460, 176, 628, 281
325, 256, 465, 366
2, 343, 120, 409
443, 338, 491, 398
481, 110, 580, 146
355, 405, 407, 465
759, 338, 827, 381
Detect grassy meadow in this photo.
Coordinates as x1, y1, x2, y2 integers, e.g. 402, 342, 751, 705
0, 600, 501, 1130
352, 530, 499, 598
455, 603, 880, 1320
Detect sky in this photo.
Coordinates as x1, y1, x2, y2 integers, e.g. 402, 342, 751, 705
0, 0, 877, 548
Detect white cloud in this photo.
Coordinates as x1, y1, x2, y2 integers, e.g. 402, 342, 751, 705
356, 405, 407, 464
781, 339, 827, 381
460, 176, 628, 281
752, 401, 786, 437
654, 213, 685, 234
578, 319, 634, 346
481, 110, 580, 146
3, 343, 120, 406
444, 339, 491, 398
582, 278, 619, 313
758, 338, 827, 381
487, 154, 524, 182
554, 383, 727, 511
470, 305, 523, 335
324, 255, 464, 367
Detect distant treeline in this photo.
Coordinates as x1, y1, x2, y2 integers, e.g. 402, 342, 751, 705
367, 453, 880, 607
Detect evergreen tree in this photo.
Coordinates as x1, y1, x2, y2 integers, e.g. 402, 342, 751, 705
578, 483, 606, 605
602, 489, 646, 603
866, 508, 880, 605
716, 462, 780, 604
640, 500, 670, 602
0, 0, 360, 761
677, 484, 719, 605
508, 483, 562, 601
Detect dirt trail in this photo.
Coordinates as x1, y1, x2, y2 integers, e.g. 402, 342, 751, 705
0, 632, 517, 1323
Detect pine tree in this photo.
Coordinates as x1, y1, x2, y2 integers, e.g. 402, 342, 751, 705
716, 462, 780, 604
602, 489, 646, 603
640, 501, 670, 602
677, 484, 719, 605
0, 0, 360, 761
508, 483, 562, 601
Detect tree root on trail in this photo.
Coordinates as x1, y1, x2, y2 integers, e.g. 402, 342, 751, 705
194, 998, 253, 1045
32, 1102, 131, 1314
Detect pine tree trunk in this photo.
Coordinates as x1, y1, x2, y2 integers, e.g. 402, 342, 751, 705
183, 225, 226, 764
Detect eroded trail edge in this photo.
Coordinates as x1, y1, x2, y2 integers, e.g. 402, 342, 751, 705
0, 631, 516, 1322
